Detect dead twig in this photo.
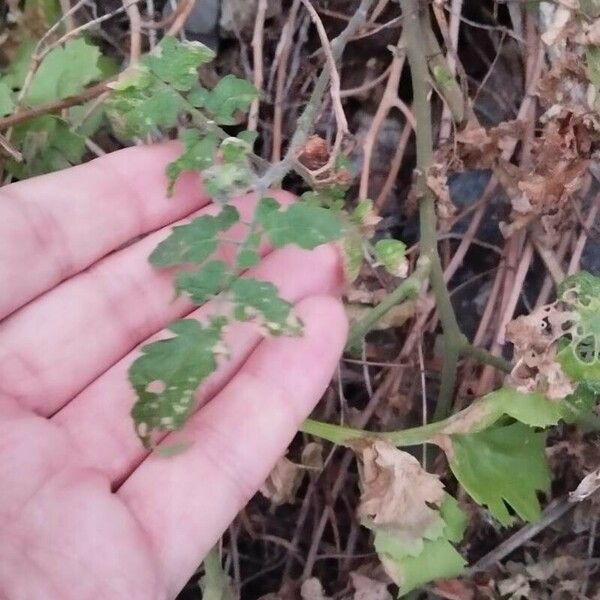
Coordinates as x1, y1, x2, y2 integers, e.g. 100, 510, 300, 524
249, 0, 268, 132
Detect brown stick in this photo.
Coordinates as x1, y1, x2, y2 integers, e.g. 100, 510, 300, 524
0, 81, 111, 130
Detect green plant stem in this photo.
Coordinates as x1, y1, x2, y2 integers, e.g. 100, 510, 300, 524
346, 255, 431, 351
401, 0, 464, 422
460, 342, 512, 373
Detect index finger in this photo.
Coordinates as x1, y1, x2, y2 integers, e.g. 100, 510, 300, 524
0, 144, 210, 320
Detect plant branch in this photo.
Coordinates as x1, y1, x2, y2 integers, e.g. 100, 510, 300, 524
259, 0, 375, 188
346, 256, 431, 352
401, 0, 464, 421
0, 81, 112, 130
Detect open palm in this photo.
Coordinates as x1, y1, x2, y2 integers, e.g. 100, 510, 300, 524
0, 145, 347, 599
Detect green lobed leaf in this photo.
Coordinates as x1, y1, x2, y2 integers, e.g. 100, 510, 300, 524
144, 37, 215, 91
175, 260, 230, 304
26, 39, 102, 106
229, 278, 302, 336
0, 82, 15, 118
166, 129, 218, 195
150, 206, 239, 268
373, 495, 467, 596
449, 422, 550, 525
480, 387, 564, 430
256, 198, 344, 249
374, 239, 408, 278
1, 40, 35, 90
8, 115, 85, 178
202, 75, 258, 125
236, 231, 262, 269
129, 317, 227, 446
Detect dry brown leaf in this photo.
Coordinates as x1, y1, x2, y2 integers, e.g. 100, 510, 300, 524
569, 467, 600, 502
506, 303, 576, 400
301, 441, 324, 471
259, 456, 303, 505
427, 164, 456, 232
358, 441, 445, 543
350, 572, 392, 600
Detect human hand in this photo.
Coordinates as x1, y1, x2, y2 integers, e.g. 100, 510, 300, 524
0, 145, 347, 599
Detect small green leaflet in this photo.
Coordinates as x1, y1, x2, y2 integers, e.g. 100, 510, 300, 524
129, 318, 226, 446
166, 129, 218, 195
374, 239, 408, 277
0, 82, 15, 118
108, 76, 183, 138
201, 75, 258, 125
176, 260, 229, 304
229, 278, 302, 336
26, 39, 102, 106
256, 198, 344, 249
449, 422, 550, 525
150, 206, 239, 268
374, 495, 467, 596
144, 37, 215, 91
1, 40, 35, 90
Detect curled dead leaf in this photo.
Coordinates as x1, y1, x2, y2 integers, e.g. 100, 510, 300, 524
350, 572, 393, 600
297, 135, 330, 170
569, 467, 600, 502
426, 164, 456, 232
358, 441, 445, 543
259, 456, 303, 505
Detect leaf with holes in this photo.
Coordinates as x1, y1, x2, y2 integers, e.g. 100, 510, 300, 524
229, 278, 302, 336
129, 317, 227, 446
449, 422, 550, 525
556, 271, 600, 387
175, 260, 230, 304
150, 206, 239, 268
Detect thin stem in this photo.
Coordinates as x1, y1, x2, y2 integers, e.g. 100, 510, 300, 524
401, 0, 464, 421
460, 342, 512, 373
346, 256, 431, 352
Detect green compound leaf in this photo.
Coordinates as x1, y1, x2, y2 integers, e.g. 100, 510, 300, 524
129, 317, 227, 446
449, 422, 550, 526
175, 260, 230, 304
256, 198, 344, 249
374, 239, 408, 278
556, 271, 600, 386
26, 39, 102, 106
166, 129, 218, 195
374, 495, 467, 596
150, 206, 239, 268
0, 82, 15, 117
143, 37, 215, 91
202, 75, 258, 125
229, 278, 302, 336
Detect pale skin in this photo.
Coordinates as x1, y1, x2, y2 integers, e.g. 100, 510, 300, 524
0, 145, 348, 599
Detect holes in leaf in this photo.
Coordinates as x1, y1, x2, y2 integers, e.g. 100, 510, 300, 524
146, 380, 166, 394
574, 336, 596, 364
